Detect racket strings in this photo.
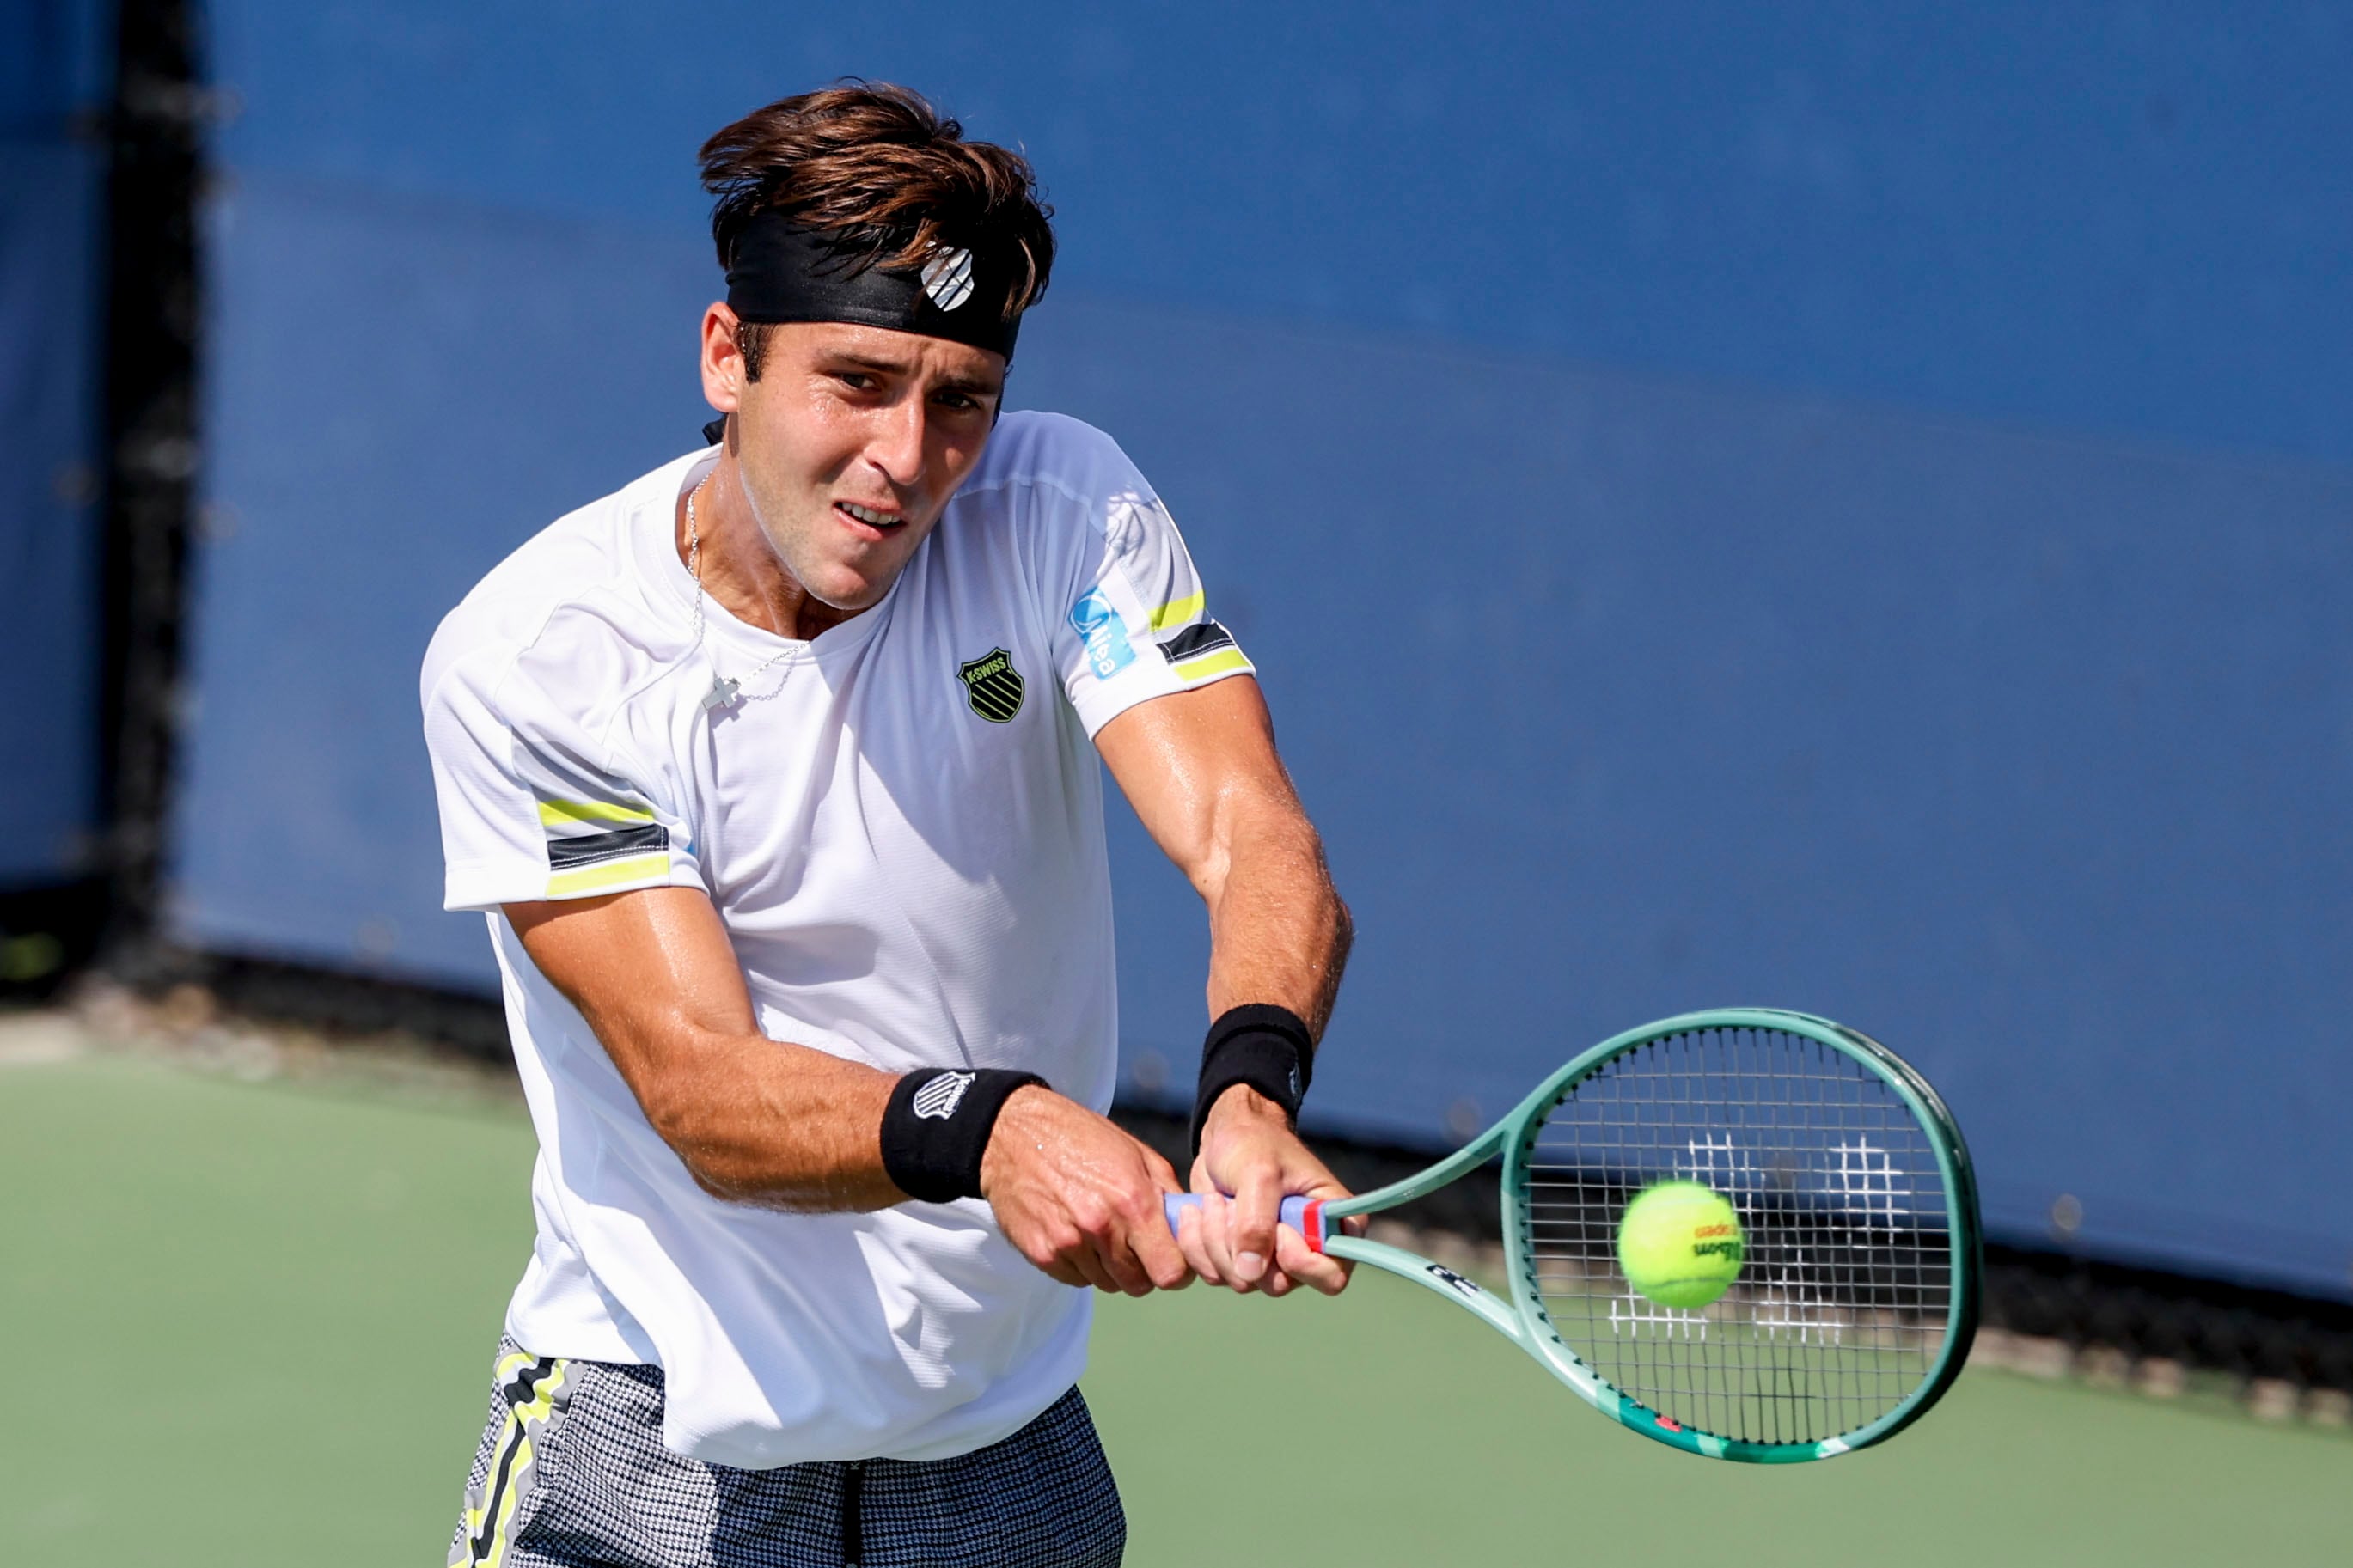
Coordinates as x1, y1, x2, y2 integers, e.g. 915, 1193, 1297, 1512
1516, 1027, 1953, 1447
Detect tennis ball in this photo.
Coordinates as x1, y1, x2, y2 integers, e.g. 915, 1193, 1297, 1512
1616, 1181, 1744, 1310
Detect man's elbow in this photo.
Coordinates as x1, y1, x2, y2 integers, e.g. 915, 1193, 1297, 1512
632, 1088, 756, 1202
646, 1106, 747, 1199
668, 1138, 802, 1209
645, 1104, 865, 1213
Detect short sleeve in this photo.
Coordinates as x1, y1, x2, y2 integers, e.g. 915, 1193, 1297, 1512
1034, 431, 1256, 736
422, 644, 706, 913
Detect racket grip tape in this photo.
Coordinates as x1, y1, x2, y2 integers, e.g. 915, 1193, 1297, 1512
1161, 1193, 1328, 1253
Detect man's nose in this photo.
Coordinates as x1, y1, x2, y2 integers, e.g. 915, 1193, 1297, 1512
865, 397, 927, 489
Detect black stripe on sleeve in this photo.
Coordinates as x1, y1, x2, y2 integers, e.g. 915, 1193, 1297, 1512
1157, 619, 1236, 663
546, 822, 669, 870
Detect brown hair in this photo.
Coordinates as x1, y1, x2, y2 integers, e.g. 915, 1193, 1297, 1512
700, 82, 1055, 376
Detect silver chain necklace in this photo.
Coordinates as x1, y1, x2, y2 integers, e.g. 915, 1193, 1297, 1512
686, 474, 798, 711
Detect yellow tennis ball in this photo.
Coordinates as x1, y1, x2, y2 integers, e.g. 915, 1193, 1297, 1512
1616, 1181, 1744, 1309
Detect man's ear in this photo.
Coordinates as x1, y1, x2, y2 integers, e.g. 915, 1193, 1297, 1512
700, 302, 747, 418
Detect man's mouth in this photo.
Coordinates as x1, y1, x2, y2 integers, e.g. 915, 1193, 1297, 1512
835, 500, 905, 534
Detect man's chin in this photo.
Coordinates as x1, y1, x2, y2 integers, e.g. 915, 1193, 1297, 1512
804, 565, 896, 615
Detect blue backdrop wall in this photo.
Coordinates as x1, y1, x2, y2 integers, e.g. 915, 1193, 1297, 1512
0, 0, 109, 889
170, 3, 2353, 1298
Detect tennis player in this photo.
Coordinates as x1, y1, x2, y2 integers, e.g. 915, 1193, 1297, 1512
422, 84, 1353, 1566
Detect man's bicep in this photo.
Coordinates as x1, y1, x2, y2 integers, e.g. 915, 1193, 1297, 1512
504, 886, 757, 1078
1093, 676, 1302, 888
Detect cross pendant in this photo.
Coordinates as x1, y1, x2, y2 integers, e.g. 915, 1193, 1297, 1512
701, 674, 741, 712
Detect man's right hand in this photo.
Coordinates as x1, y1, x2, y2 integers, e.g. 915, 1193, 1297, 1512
980, 1086, 1194, 1296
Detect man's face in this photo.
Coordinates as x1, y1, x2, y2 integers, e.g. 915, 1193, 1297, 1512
716, 319, 1005, 612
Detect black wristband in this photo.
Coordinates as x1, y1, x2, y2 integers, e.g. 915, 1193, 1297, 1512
880, 1067, 1045, 1204
1189, 1004, 1315, 1160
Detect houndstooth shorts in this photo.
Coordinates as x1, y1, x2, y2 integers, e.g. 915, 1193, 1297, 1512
448, 1338, 1126, 1567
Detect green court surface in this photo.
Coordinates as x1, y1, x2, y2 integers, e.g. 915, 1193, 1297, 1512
2, 1052, 2340, 1565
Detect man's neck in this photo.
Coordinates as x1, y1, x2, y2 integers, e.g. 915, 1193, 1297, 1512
675, 455, 855, 643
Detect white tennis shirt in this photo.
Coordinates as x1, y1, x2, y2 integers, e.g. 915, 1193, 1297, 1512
420, 412, 1253, 1466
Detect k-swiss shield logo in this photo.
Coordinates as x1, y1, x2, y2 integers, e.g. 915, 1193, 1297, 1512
921, 247, 976, 311
957, 648, 1024, 723
912, 1070, 977, 1120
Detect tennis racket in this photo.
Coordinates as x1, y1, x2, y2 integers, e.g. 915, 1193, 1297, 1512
1165, 1008, 1979, 1463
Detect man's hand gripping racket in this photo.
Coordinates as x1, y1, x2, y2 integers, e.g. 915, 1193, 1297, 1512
1166, 1009, 1980, 1463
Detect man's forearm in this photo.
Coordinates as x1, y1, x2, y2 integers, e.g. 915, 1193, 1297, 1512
625, 1028, 907, 1211
509, 889, 926, 1213
1201, 801, 1352, 1037
640, 1028, 1193, 1295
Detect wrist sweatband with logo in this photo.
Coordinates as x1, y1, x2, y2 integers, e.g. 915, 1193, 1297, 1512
880, 1067, 1045, 1204
1189, 1004, 1315, 1159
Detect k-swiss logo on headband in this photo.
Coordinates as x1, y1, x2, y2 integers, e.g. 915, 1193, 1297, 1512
921, 247, 976, 312
912, 1071, 977, 1120
957, 647, 1025, 723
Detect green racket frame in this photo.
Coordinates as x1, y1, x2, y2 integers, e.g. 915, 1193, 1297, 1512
1313, 1008, 1982, 1462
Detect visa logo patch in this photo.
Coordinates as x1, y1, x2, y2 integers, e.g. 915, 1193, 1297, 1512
1069, 589, 1136, 678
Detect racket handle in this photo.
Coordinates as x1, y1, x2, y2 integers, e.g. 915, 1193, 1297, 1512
1161, 1193, 1329, 1254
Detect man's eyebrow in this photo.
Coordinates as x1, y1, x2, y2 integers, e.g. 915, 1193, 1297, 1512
933, 373, 1005, 400
826, 351, 916, 375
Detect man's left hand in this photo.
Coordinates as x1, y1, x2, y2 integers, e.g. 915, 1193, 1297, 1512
1173, 1086, 1355, 1296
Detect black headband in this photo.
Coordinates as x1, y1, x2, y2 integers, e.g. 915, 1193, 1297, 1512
724, 210, 1024, 359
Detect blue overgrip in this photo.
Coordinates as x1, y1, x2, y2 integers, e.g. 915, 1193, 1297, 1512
1161, 1193, 1327, 1250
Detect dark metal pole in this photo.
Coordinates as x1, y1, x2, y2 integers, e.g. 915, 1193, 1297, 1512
95, 0, 204, 981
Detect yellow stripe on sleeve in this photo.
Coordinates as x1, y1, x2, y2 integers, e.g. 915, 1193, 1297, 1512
539, 799, 658, 832
545, 853, 672, 897
537, 798, 655, 827
1172, 647, 1252, 682
1146, 591, 1206, 631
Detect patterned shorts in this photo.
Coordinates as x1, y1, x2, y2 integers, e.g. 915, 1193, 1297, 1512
448, 1338, 1126, 1567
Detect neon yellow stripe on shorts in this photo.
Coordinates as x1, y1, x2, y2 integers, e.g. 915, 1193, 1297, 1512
546, 853, 670, 897
456, 1353, 570, 1568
